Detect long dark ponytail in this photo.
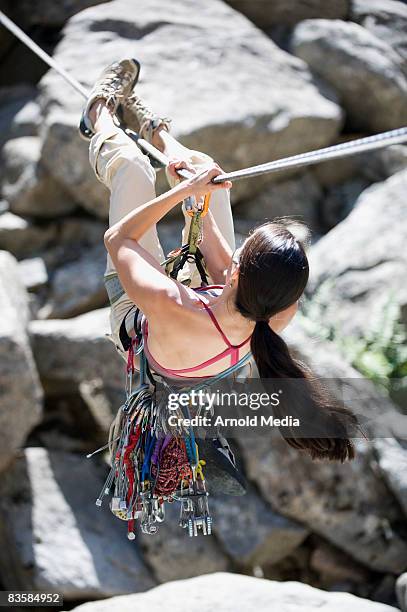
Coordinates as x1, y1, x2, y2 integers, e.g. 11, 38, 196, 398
235, 220, 359, 462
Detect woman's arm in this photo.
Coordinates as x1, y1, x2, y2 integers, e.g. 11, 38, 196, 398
104, 164, 231, 317
199, 210, 233, 284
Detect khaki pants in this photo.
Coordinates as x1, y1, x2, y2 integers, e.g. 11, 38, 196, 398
89, 127, 235, 351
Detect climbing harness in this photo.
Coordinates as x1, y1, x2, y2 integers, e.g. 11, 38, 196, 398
1, 10, 407, 181
3, 9, 407, 538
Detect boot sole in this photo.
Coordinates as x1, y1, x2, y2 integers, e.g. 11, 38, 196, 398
78, 58, 141, 141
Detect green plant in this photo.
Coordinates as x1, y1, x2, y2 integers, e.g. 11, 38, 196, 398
297, 282, 407, 397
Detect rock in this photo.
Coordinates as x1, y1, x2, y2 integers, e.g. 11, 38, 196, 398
310, 541, 371, 585
41, 113, 110, 219
18, 256, 48, 291
41, 215, 107, 271
8, 99, 42, 139
39, 0, 343, 213
0, 251, 43, 473
0, 447, 155, 598
0, 211, 57, 259
306, 169, 407, 338
321, 177, 369, 229
1, 137, 77, 218
42, 243, 107, 318
396, 572, 407, 612
0, 86, 39, 148
29, 307, 125, 391
236, 322, 407, 573
225, 0, 349, 28
291, 19, 407, 132
233, 173, 321, 228
6, 0, 111, 28
312, 142, 407, 187
210, 487, 308, 567
351, 0, 407, 71
78, 379, 118, 435
67, 571, 400, 612
139, 502, 229, 583
372, 438, 407, 518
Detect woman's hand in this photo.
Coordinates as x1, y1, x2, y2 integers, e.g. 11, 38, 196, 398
167, 158, 232, 199
167, 158, 196, 180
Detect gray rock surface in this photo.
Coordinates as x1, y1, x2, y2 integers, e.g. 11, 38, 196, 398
38, 0, 342, 215
42, 243, 107, 318
0, 251, 43, 473
29, 307, 125, 391
234, 172, 321, 228
210, 487, 308, 567
373, 438, 407, 517
397, 572, 407, 612
1, 137, 77, 217
139, 502, 229, 583
351, 0, 407, 71
307, 169, 407, 337
3, 0, 110, 28
0, 211, 57, 258
67, 571, 399, 612
225, 0, 349, 27
0, 447, 155, 598
0, 86, 40, 149
312, 143, 407, 187
18, 256, 48, 291
292, 19, 407, 132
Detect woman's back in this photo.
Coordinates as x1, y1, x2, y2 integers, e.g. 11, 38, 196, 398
143, 285, 253, 379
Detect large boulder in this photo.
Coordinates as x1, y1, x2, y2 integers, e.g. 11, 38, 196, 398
42, 243, 108, 318
234, 172, 321, 229
139, 501, 230, 583
1, 0, 110, 28
0, 86, 40, 150
1, 137, 77, 218
0, 447, 155, 598
306, 169, 407, 338
210, 487, 308, 567
373, 438, 407, 517
38, 0, 343, 216
0, 251, 43, 473
239, 322, 407, 574
291, 19, 407, 132
29, 307, 125, 392
225, 0, 349, 28
67, 571, 399, 612
397, 572, 407, 612
0, 211, 57, 259
351, 0, 407, 72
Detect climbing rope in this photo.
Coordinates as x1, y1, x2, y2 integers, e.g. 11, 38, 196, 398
1, 10, 407, 183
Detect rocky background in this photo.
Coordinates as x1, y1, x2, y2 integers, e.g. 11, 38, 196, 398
0, 0, 406, 611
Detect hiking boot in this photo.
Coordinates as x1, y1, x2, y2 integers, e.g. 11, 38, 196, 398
79, 58, 141, 140
197, 435, 247, 496
122, 91, 171, 143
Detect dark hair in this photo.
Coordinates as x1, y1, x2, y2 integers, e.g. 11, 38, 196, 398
235, 220, 359, 462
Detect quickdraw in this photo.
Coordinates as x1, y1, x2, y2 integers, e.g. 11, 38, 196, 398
162, 193, 211, 286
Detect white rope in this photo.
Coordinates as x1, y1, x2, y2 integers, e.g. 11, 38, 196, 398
1, 9, 407, 183
213, 127, 407, 183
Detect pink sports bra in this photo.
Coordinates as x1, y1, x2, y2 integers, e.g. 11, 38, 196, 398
142, 285, 252, 379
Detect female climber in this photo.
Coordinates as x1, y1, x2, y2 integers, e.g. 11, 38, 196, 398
80, 59, 358, 477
